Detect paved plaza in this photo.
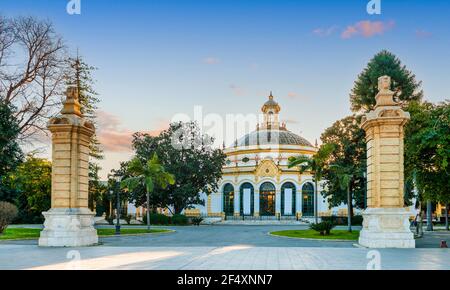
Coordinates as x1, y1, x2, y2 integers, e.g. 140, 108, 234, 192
1, 225, 449, 270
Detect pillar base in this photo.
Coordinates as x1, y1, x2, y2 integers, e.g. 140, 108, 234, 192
39, 208, 98, 247
358, 208, 415, 248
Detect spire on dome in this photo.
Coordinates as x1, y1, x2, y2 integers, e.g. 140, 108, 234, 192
262, 92, 280, 113
261, 92, 281, 129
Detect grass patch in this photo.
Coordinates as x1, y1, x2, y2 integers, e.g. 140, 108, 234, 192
0, 227, 171, 240
0, 228, 42, 240
271, 229, 360, 241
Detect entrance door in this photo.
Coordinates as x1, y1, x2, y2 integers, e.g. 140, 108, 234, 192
302, 183, 314, 217
281, 182, 296, 216
223, 184, 234, 216
260, 182, 276, 216
240, 183, 254, 216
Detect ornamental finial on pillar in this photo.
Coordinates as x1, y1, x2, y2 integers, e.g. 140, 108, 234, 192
61, 86, 82, 117
375, 75, 396, 108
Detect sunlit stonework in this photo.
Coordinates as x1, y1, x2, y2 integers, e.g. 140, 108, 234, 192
38, 87, 98, 247
358, 76, 415, 248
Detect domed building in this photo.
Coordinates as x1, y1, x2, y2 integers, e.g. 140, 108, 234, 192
194, 93, 341, 220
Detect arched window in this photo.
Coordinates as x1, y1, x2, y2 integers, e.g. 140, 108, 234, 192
260, 182, 276, 216
223, 184, 234, 216
281, 182, 296, 216
302, 183, 314, 217
240, 183, 254, 216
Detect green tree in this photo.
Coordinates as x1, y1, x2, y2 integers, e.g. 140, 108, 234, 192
405, 101, 450, 230
88, 163, 107, 214
121, 154, 175, 229
0, 101, 23, 202
320, 115, 367, 210
131, 122, 226, 214
9, 156, 52, 223
288, 143, 335, 223
350, 50, 423, 113
329, 164, 356, 232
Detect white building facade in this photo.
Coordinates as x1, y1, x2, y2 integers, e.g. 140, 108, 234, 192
189, 93, 348, 220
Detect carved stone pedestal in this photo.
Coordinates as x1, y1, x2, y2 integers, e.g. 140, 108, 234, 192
359, 208, 415, 248
39, 86, 98, 247
38, 208, 98, 247
358, 75, 415, 248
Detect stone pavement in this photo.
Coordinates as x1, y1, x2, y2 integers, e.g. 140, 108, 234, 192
1, 225, 449, 270
0, 244, 449, 270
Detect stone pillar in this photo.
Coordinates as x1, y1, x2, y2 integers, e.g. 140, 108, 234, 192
275, 190, 281, 218
234, 190, 240, 217
358, 76, 415, 248
207, 194, 212, 216
296, 190, 302, 219
254, 190, 260, 217
39, 87, 98, 247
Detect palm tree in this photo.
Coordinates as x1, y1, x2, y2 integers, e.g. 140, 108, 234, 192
288, 144, 334, 223
329, 164, 353, 232
121, 154, 175, 230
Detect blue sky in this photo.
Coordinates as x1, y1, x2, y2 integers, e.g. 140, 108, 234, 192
2, 0, 450, 178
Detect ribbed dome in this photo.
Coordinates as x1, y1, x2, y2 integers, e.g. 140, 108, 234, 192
234, 129, 313, 147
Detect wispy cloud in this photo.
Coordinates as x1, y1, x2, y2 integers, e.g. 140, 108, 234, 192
229, 84, 245, 96
415, 29, 432, 39
203, 57, 220, 65
96, 111, 167, 152
341, 20, 395, 39
286, 92, 309, 101
312, 25, 338, 37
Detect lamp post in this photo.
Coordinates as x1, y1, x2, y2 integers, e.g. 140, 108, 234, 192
109, 176, 121, 235
115, 186, 121, 235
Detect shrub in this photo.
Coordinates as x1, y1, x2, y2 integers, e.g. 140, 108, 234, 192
191, 216, 204, 226
321, 215, 363, 226
125, 214, 132, 225
153, 213, 169, 225
0, 202, 18, 234
142, 213, 169, 225
310, 221, 336, 236
171, 214, 188, 225
106, 215, 114, 225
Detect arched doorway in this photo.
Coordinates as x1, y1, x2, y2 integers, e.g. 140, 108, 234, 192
281, 182, 296, 216
302, 183, 314, 217
223, 184, 234, 216
260, 182, 276, 216
240, 183, 254, 216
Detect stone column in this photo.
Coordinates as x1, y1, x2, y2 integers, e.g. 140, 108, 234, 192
254, 190, 260, 217
295, 189, 302, 219
39, 87, 98, 247
234, 190, 240, 217
275, 190, 281, 219
358, 76, 415, 248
